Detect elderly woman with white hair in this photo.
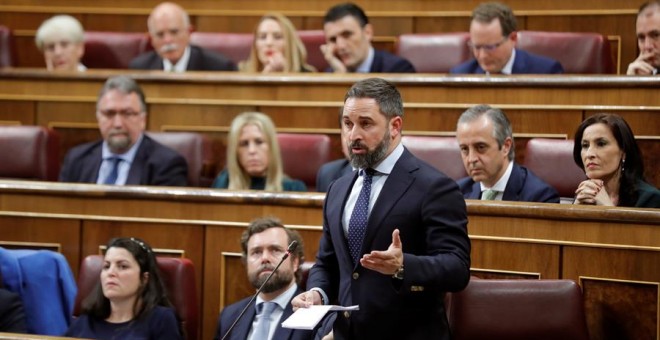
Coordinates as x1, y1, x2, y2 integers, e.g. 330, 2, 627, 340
35, 15, 86, 71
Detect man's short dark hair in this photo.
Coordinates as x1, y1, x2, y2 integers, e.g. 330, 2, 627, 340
344, 78, 403, 120
472, 2, 518, 37
240, 217, 305, 282
324, 2, 369, 27
97, 75, 147, 112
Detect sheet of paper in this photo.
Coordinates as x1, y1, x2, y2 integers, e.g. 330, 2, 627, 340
281, 305, 359, 330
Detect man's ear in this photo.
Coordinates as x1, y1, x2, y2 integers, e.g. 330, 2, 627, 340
390, 116, 403, 138
363, 23, 374, 41
502, 136, 513, 156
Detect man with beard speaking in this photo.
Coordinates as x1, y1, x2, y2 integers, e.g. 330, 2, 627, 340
214, 217, 313, 340
59, 75, 188, 186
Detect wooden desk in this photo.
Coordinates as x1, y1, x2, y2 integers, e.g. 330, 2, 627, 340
0, 180, 658, 340
1, 69, 658, 186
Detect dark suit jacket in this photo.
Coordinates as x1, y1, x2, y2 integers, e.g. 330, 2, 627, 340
0, 288, 27, 332
449, 48, 563, 74
308, 148, 471, 340
457, 163, 559, 203
326, 49, 416, 73
59, 135, 188, 186
315, 159, 353, 193
214, 286, 313, 340
129, 45, 237, 71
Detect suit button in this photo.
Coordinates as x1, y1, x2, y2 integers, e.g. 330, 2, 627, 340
352, 272, 359, 280
343, 311, 350, 319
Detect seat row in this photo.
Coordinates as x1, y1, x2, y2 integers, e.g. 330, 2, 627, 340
0, 125, 585, 197
0, 25, 615, 74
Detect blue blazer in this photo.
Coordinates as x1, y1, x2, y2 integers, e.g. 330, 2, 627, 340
59, 135, 188, 186
129, 45, 237, 71
457, 163, 560, 203
214, 286, 313, 340
315, 159, 353, 193
307, 148, 470, 340
0, 248, 76, 335
450, 49, 563, 74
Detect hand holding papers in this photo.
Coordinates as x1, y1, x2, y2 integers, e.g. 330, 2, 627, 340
282, 305, 359, 330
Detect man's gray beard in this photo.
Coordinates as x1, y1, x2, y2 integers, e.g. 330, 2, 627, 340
349, 131, 390, 169
250, 269, 294, 294
107, 135, 131, 154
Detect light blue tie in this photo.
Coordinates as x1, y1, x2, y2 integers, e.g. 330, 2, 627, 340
252, 302, 277, 340
348, 168, 375, 264
103, 157, 121, 185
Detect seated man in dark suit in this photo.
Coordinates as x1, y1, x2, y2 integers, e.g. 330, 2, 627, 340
321, 2, 415, 73
129, 2, 236, 72
59, 75, 188, 186
456, 104, 559, 203
214, 217, 313, 340
450, 2, 563, 75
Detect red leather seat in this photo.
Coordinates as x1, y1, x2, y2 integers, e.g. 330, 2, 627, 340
298, 30, 328, 71
402, 136, 467, 180
146, 132, 213, 187
82, 31, 151, 69
517, 31, 615, 74
277, 133, 332, 191
189, 32, 253, 65
449, 279, 590, 340
396, 33, 471, 73
0, 25, 16, 67
74, 255, 199, 340
0, 126, 60, 181
523, 138, 586, 199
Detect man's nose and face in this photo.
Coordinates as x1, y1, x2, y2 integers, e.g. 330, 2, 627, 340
636, 8, 660, 69
323, 15, 373, 71
96, 89, 146, 154
456, 115, 511, 187
469, 18, 516, 74
149, 5, 190, 65
246, 227, 298, 293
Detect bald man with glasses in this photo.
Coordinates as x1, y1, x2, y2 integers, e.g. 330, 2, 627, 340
450, 2, 563, 75
59, 76, 188, 186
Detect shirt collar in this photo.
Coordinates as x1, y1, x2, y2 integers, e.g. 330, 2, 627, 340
355, 47, 375, 73
480, 160, 513, 192
366, 141, 404, 176
499, 48, 516, 75
163, 46, 191, 72
101, 133, 144, 164
255, 283, 298, 311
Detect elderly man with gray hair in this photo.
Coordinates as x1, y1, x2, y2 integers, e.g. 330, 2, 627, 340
455, 104, 559, 202
59, 75, 188, 186
35, 15, 86, 72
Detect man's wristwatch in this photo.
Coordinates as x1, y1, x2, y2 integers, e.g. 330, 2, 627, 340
392, 265, 404, 280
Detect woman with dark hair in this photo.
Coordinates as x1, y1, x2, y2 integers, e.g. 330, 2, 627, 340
66, 237, 182, 339
572, 113, 659, 208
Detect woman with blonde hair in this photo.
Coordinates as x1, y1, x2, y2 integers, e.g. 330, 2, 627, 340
240, 13, 316, 73
212, 112, 307, 191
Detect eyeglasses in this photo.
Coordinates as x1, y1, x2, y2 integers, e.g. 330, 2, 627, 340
467, 36, 509, 52
98, 110, 142, 119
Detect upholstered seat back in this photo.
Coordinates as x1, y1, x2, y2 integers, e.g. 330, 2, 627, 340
0, 126, 60, 181
277, 133, 332, 191
190, 32, 253, 65
146, 132, 212, 187
449, 279, 590, 340
298, 30, 328, 71
82, 31, 151, 69
396, 33, 471, 73
402, 136, 467, 180
0, 25, 16, 67
524, 138, 586, 198
517, 31, 615, 74
74, 255, 198, 340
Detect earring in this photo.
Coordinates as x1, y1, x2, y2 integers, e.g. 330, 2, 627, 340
621, 158, 625, 173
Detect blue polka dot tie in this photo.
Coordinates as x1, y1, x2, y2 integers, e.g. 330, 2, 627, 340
348, 168, 375, 264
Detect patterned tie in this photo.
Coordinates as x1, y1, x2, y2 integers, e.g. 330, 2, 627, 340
348, 168, 375, 264
103, 157, 121, 185
482, 189, 499, 201
252, 302, 277, 340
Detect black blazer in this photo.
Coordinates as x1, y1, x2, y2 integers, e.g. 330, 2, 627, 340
129, 45, 237, 71
308, 148, 471, 340
325, 49, 416, 73
59, 135, 188, 186
0, 288, 27, 332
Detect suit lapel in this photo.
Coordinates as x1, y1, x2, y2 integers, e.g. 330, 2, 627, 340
125, 136, 149, 185
469, 182, 481, 199
502, 164, 523, 201
231, 304, 256, 340
329, 172, 359, 267
83, 146, 103, 183
272, 292, 299, 340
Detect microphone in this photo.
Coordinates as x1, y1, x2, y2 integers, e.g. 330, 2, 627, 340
221, 240, 298, 340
